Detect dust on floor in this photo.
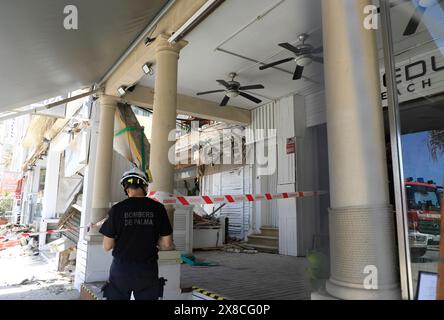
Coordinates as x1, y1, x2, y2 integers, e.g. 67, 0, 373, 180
0, 245, 79, 300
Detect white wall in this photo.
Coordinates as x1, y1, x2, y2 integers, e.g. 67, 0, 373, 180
305, 91, 326, 128
249, 102, 279, 230
273, 94, 329, 257
201, 166, 252, 240
41, 150, 61, 220
276, 95, 304, 256
56, 153, 83, 215
110, 151, 134, 203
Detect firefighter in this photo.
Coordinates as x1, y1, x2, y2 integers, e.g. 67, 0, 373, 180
99, 167, 174, 300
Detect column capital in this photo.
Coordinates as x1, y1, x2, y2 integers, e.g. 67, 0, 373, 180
153, 33, 188, 55
98, 93, 119, 108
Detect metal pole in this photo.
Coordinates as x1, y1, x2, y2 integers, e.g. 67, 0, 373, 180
97, 0, 177, 87
380, 0, 413, 300
438, 191, 444, 299
0, 88, 101, 121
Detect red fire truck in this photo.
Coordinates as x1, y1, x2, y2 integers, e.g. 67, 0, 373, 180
405, 178, 442, 257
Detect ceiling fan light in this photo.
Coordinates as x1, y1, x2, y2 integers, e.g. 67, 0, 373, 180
296, 56, 312, 67
226, 90, 239, 98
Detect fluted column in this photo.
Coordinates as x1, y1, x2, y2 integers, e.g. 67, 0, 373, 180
87, 94, 117, 240
149, 34, 187, 224
322, 0, 400, 299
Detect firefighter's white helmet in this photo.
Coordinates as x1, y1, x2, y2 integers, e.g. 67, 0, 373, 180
120, 167, 149, 190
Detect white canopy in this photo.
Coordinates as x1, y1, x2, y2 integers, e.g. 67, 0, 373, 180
0, 0, 170, 112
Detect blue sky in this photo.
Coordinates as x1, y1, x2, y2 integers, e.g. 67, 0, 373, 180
401, 131, 444, 186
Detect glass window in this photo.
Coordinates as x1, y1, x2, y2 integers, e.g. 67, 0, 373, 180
388, 0, 444, 300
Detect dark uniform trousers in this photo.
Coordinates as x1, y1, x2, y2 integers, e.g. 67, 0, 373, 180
103, 257, 160, 300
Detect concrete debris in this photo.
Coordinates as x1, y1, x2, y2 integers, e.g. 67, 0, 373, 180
20, 276, 36, 285
193, 213, 221, 227
224, 243, 258, 254
0, 223, 40, 255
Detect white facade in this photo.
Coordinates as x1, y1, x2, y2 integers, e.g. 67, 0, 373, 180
201, 165, 252, 240
248, 93, 329, 257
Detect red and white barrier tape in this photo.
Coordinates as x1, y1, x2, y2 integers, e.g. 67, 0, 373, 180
16, 191, 327, 238
147, 190, 328, 206
19, 220, 106, 238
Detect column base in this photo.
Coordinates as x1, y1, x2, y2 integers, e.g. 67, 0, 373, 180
84, 234, 103, 244
326, 279, 401, 300
74, 240, 113, 290
327, 204, 401, 300
158, 250, 183, 300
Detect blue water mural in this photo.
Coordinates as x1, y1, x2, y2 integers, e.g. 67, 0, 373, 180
401, 131, 444, 186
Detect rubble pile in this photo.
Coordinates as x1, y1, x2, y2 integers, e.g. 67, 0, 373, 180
193, 212, 221, 227
0, 223, 39, 255
224, 242, 258, 254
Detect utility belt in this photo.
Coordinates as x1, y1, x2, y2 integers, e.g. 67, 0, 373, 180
112, 256, 158, 265
101, 277, 167, 300
102, 256, 165, 300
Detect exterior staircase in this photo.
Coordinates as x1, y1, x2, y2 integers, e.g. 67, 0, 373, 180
246, 227, 279, 254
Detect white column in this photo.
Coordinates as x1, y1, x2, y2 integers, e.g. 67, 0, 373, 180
39, 150, 61, 249
148, 34, 188, 300
87, 94, 117, 240
75, 96, 115, 288
149, 34, 187, 224
322, 0, 400, 299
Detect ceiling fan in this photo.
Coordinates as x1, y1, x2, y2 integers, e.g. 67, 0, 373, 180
402, 0, 441, 36
196, 73, 265, 106
259, 33, 323, 80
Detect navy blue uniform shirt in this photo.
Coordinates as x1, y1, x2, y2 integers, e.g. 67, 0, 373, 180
99, 197, 173, 262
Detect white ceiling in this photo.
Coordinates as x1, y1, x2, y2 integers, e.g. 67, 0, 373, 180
0, 0, 170, 113
139, 0, 324, 110
138, 0, 444, 111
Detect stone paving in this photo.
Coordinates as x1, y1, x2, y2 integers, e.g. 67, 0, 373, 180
181, 250, 311, 300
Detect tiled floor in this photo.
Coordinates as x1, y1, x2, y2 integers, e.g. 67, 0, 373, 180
180, 251, 311, 300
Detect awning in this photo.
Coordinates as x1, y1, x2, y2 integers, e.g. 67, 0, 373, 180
0, 0, 171, 113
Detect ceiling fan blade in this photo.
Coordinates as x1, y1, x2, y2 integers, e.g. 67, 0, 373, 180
238, 84, 265, 90
216, 80, 230, 88
312, 56, 324, 64
312, 46, 323, 54
239, 92, 262, 104
403, 5, 426, 36
293, 65, 304, 80
220, 95, 230, 106
259, 57, 294, 70
196, 89, 225, 96
278, 42, 301, 54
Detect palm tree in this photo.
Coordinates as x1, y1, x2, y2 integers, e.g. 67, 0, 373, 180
428, 130, 444, 161
427, 129, 444, 300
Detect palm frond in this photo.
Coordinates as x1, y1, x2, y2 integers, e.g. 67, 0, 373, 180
427, 130, 444, 161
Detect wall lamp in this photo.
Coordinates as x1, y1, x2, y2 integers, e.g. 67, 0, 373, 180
117, 86, 127, 97
142, 63, 154, 76
118, 84, 138, 97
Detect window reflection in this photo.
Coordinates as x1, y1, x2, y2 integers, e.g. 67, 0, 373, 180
389, 0, 444, 299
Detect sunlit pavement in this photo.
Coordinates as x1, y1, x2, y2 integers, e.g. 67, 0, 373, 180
0, 246, 79, 300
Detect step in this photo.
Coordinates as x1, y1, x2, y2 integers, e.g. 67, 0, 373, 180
259, 226, 279, 237
247, 234, 278, 247
243, 243, 278, 254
